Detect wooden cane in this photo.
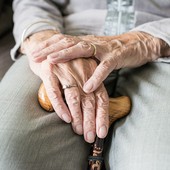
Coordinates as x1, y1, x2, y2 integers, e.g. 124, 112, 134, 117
38, 83, 131, 170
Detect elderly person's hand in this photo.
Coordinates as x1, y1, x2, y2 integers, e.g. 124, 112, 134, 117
21, 30, 72, 123
31, 31, 170, 93
21, 30, 109, 143
52, 58, 109, 143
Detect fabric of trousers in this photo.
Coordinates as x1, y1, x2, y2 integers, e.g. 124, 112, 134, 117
0, 56, 90, 170
105, 62, 170, 170
1, 56, 170, 170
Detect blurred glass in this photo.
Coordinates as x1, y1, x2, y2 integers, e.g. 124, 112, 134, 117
104, 0, 134, 36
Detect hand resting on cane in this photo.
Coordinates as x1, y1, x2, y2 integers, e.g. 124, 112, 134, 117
20, 30, 110, 143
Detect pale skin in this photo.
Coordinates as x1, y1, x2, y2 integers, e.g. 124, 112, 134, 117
21, 30, 170, 143
21, 30, 109, 143
31, 30, 170, 93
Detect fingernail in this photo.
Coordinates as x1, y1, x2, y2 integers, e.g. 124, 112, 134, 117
83, 83, 93, 93
75, 125, 83, 135
99, 125, 107, 138
86, 131, 95, 143
62, 114, 71, 123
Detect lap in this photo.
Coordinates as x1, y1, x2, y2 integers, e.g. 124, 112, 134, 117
0, 56, 90, 170
2, 56, 170, 170
105, 62, 170, 170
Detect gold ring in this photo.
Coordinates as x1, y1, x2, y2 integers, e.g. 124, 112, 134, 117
62, 84, 77, 90
90, 43, 97, 56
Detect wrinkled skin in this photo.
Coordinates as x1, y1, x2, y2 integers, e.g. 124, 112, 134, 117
21, 30, 109, 143
31, 31, 170, 93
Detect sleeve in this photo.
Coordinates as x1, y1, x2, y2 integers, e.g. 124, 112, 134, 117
132, 18, 170, 63
11, 0, 64, 60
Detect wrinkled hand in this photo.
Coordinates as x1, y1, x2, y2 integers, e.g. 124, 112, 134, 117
51, 58, 109, 143
21, 30, 73, 123
31, 31, 170, 93
21, 30, 109, 143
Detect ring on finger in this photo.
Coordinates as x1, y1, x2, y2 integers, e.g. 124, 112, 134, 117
62, 84, 77, 90
90, 43, 97, 56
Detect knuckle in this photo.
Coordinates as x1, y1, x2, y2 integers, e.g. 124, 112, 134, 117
84, 120, 95, 128
47, 45, 56, 52
39, 50, 48, 57
48, 90, 60, 100
62, 48, 71, 55
97, 101, 109, 108
63, 37, 70, 43
72, 114, 82, 123
41, 41, 49, 48
53, 33, 64, 40
84, 110, 95, 121
54, 104, 65, 113
51, 97, 65, 111
101, 60, 112, 70
81, 96, 95, 109
63, 37, 76, 46
79, 41, 91, 50
67, 93, 80, 106
47, 53, 55, 59
96, 93, 109, 107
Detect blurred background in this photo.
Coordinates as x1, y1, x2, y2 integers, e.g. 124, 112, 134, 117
0, 0, 14, 81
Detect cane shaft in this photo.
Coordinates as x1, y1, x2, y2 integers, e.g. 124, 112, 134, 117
88, 137, 104, 170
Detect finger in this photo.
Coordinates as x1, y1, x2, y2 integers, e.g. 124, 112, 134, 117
32, 36, 79, 63
81, 94, 96, 143
32, 34, 65, 57
95, 84, 109, 139
83, 59, 114, 93
64, 87, 83, 135
47, 41, 95, 64
40, 61, 71, 123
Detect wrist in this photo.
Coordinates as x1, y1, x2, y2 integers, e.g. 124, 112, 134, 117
20, 30, 59, 54
24, 30, 59, 43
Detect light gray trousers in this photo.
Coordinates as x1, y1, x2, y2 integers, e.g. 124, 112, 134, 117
1, 56, 170, 170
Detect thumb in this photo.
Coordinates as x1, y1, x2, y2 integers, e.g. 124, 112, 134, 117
83, 61, 113, 93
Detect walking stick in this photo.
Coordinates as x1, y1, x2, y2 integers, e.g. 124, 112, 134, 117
38, 83, 131, 170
